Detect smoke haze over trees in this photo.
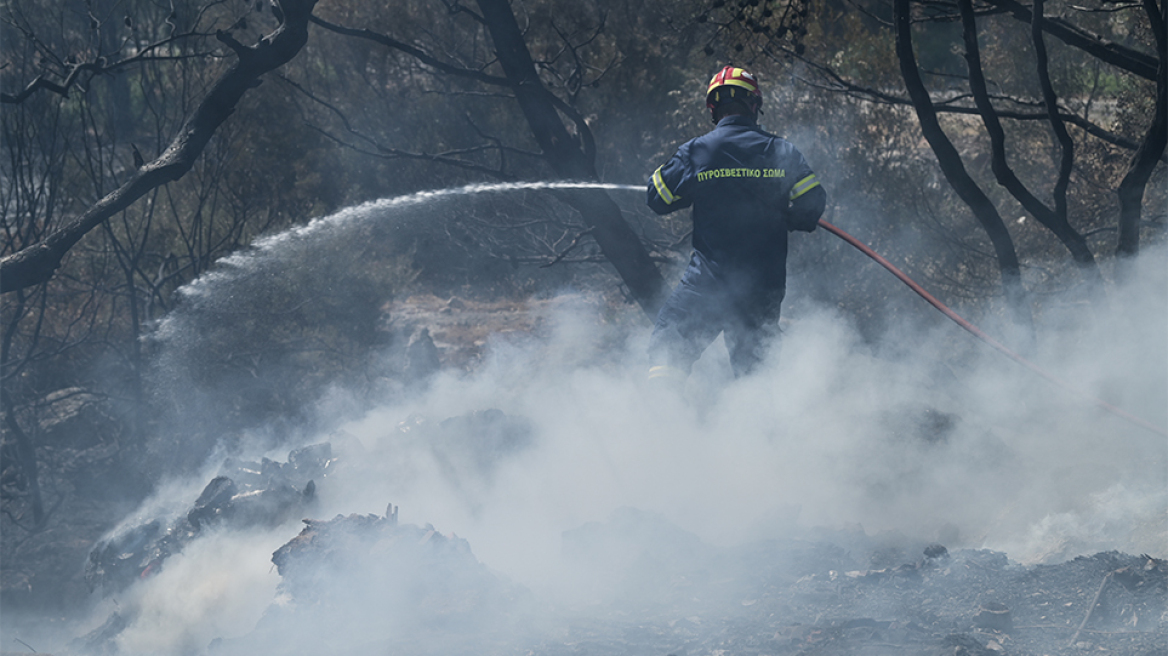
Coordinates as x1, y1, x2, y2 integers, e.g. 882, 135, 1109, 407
1, 0, 1164, 641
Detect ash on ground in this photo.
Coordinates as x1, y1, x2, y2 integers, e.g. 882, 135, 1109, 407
527, 508, 1168, 656
27, 409, 1168, 656
84, 443, 332, 596
70, 444, 333, 654
60, 503, 1168, 656
209, 509, 534, 654
206, 507, 1167, 656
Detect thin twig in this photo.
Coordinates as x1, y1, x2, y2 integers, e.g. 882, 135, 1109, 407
540, 228, 594, 268
1069, 571, 1112, 646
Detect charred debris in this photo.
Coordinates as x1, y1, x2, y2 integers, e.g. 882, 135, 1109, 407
55, 407, 1168, 655
84, 442, 333, 596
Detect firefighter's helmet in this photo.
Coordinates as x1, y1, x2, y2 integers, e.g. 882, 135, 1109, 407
705, 65, 762, 119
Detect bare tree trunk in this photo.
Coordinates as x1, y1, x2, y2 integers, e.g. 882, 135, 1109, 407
894, 0, 1033, 333
3, 407, 44, 527
958, 0, 1100, 282
1116, 0, 1167, 258
474, 0, 666, 316
0, 0, 320, 294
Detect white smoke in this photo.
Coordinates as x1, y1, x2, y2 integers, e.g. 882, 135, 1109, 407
72, 208, 1166, 653
113, 526, 286, 654
309, 239, 1164, 586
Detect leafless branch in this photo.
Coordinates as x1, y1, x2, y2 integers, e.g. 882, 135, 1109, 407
1, 0, 321, 292
1070, 3, 1144, 12
279, 73, 521, 178
539, 227, 594, 268
784, 46, 1156, 156
1, 5, 232, 105
1030, 0, 1076, 231
982, 0, 1158, 80
308, 14, 508, 87
439, 0, 488, 26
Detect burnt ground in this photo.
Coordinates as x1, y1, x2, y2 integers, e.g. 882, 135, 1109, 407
202, 507, 1166, 656
3, 293, 1166, 656
0, 294, 607, 615
8, 460, 1168, 656
524, 540, 1168, 656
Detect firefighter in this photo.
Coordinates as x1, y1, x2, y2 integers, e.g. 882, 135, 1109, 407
646, 65, 827, 382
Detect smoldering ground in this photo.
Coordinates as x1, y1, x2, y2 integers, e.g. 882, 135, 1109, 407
49, 236, 1165, 654
11, 180, 1162, 653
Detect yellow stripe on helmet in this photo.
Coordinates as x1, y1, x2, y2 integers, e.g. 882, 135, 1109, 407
707, 66, 760, 96
715, 78, 759, 94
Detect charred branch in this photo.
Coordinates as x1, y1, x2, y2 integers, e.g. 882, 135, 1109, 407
1116, 0, 1168, 257
1, 17, 220, 105
1029, 0, 1079, 253
539, 227, 595, 268
439, 0, 488, 26
0, 0, 320, 293
1, 65, 92, 105
894, 0, 1032, 331
957, 0, 1098, 274
473, 0, 664, 315
2, 410, 43, 528
911, 0, 1156, 79
279, 75, 523, 179
1068, 571, 1113, 646
980, 0, 1158, 81
308, 15, 509, 88
306, 123, 520, 180
311, 14, 600, 169
315, 2, 665, 315
785, 48, 1157, 158
542, 11, 621, 104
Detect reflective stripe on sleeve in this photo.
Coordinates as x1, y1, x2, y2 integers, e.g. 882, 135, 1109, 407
652, 166, 680, 205
789, 174, 820, 200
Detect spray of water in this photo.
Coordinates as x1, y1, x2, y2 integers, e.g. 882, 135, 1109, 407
182, 181, 640, 296
52, 182, 1167, 654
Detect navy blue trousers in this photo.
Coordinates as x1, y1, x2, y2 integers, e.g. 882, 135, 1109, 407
648, 251, 784, 378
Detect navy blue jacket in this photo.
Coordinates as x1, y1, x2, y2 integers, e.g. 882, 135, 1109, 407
648, 115, 826, 291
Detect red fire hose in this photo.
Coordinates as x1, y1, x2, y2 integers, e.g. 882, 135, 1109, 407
818, 219, 1167, 439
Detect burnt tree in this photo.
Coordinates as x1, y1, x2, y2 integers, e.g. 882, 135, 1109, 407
311, 0, 667, 317
894, 0, 1166, 265
894, 0, 1033, 329
957, 0, 1099, 280
1116, 0, 1167, 257
722, 0, 1164, 283
475, 0, 665, 315
0, 0, 320, 294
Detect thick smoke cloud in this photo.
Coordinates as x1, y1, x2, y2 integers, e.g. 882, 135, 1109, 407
55, 188, 1167, 653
